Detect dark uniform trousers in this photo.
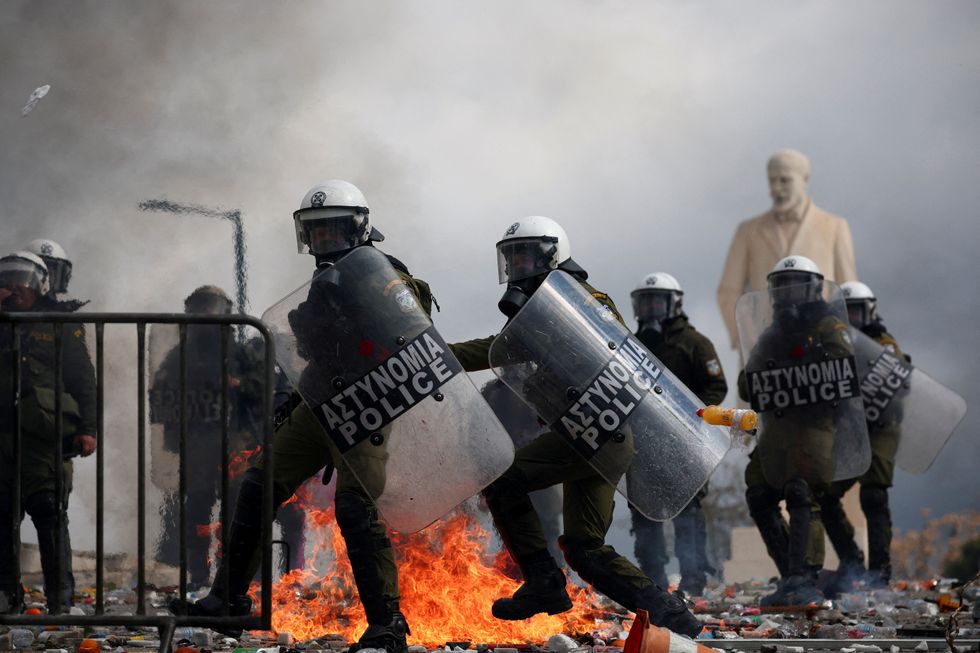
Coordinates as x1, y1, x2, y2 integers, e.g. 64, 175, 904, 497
817, 326, 904, 580
629, 315, 727, 593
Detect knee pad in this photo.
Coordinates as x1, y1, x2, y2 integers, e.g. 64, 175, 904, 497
23, 491, 60, 532
783, 477, 812, 510
335, 491, 375, 537
859, 486, 889, 513
746, 485, 779, 517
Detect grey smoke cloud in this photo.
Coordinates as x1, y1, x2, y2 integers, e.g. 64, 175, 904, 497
2, 0, 978, 556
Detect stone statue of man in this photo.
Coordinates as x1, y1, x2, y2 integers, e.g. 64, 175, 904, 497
716, 149, 858, 348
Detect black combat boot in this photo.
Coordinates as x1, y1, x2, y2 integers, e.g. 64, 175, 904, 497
636, 585, 702, 638
492, 557, 572, 620
350, 600, 412, 653
169, 470, 264, 637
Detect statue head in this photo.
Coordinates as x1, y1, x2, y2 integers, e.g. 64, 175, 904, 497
767, 149, 810, 215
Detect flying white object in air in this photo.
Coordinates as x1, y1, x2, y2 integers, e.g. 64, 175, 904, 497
22, 84, 51, 116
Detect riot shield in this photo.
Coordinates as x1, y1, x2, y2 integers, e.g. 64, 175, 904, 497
736, 282, 870, 487
850, 327, 966, 473
488, 270, 731, 521
261, 246, 514, 533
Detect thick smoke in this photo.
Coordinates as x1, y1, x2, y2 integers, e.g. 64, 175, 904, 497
1, 1, 978, 562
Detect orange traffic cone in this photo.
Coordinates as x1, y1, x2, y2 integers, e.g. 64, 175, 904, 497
624, 610, 718, 653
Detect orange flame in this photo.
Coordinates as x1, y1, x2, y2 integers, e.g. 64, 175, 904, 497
249, 494, 624, 647
229, 446, 263, 479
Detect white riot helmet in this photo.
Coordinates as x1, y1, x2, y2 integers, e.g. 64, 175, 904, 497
0, 250, 50, 299
631, 272, 684, 324
25, 238, 71, 295
841, 281, 877, 328
495, 216, 571, 284
293, 180, 383, 258
766, 255, 824, 306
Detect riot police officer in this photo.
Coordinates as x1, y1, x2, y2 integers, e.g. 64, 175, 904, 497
818, 281, 904, 589
172, 181, 431, 653
23, 239, 89, 313
0, 252, 97, 614
451, 218, 701, 638
737, 256, 864, 607
629, 272, 727, 597
151, 285, 271, 588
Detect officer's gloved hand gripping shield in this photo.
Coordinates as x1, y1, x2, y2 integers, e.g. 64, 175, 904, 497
849, 328, 966, 473
736, 281, 870, 487
262, 246, 514, 533
487, 270, 731, 521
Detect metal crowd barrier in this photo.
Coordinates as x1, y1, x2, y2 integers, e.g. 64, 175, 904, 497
0, 312, 276, 652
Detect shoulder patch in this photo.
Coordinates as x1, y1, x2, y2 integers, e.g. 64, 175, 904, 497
73, 329, 83, 338
585, 294, 616, 322
705, 358, 722, 377
394, 287, 418, 313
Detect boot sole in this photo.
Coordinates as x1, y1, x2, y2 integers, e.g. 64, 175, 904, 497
491, 596, 573, 620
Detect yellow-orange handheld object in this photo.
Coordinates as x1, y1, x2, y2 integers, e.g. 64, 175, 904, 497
697, 405, 758, 432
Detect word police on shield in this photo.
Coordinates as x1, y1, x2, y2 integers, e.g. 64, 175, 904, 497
859, 349, 912, 423
317, 325, 463, 452
556, 336, 664, 459
748, 356, 858, 412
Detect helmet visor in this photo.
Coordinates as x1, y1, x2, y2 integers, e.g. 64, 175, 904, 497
631, 290, 673, 323
846, 300, 873, 328
0, 259, 46, 293
41, 257, 72, 294
496, 237, 558, 284
294, 208, 369, 255
768, 274, 819, 306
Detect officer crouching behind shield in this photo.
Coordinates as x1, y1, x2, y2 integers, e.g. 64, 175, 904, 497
628, 272, 727, 598
172, 180, 439, 653
736, 256, 869, 607
450, 217, 702, 638
0, 252, 97, 614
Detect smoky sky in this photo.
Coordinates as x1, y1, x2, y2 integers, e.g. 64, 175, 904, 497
2, 0, 978, 553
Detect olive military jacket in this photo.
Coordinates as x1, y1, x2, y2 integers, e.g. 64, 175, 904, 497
1, 320, 97, 495
635, 314, 727, 406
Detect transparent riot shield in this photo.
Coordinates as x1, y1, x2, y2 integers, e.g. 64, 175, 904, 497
736, 282, 870, 487
488, 270, 731, 521
261, 246, 514, 533
850, 327, 966, 473
148, 322, 266, 577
